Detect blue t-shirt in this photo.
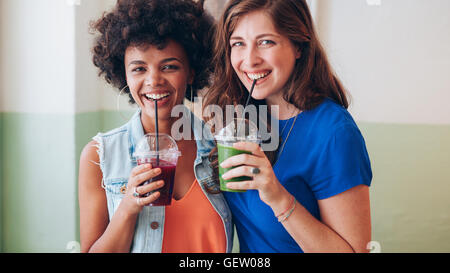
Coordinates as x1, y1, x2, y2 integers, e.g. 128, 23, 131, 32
223, 99, 372, 253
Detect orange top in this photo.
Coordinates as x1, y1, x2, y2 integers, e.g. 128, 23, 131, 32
162, 179, 227, 253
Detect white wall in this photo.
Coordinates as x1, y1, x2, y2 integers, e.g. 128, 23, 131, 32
204, 0, 229, 20
89, 0, 135, 112
0, 0, 76, 114
0, 0, 4, 111
0, 0, 116, 252
316, 0, 450, 125
74, 0, 105, 113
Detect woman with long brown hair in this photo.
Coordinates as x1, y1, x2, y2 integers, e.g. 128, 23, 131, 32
203, 0, 372, 253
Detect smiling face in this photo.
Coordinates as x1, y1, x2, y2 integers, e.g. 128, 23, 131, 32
125, 40, 193, 126
230, 10, 300, 103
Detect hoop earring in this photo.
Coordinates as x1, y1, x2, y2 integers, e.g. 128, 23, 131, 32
117, 85, 128, 111
117, 85, 135, 121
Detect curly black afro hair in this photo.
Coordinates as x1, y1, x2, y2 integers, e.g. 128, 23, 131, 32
91, 0, 215, 103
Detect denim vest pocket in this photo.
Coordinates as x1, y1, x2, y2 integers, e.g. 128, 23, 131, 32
200, 175, 221, 194
104, 178, 128, 220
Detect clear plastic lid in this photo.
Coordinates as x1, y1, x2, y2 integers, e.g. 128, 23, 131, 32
214, 118, 260, 143
133, 133, 181, 158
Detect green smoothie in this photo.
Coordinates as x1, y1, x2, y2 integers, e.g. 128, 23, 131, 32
218, 143, 252, 192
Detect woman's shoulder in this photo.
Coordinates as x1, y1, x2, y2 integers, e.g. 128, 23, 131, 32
79, 140, 102, 188
305, 98, 357, 131
297, 98, 361, 145
95, 123, 129, 139
82, 118, 133, 168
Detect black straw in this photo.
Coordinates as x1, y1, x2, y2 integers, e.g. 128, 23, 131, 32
244, 79, 257, 109
237, 79, 257, 137
154, 99, 160, 165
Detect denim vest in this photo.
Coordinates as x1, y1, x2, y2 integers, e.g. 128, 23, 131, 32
93, 106, 233, 253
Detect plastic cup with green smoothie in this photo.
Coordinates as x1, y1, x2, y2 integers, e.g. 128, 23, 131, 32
215, 118, 260, 192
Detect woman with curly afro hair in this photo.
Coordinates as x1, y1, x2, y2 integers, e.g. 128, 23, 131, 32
78, 0, 233, 253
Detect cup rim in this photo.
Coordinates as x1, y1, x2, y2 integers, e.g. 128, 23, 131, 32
134, 133, 181, 157
214, 135, 261, 143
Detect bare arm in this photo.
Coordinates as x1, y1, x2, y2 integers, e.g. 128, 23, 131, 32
78, 140, 163, 253
273, 184, 371, 253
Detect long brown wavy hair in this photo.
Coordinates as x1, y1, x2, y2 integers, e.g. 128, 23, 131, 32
204, 0, 349, 110
203, 0, 349, 176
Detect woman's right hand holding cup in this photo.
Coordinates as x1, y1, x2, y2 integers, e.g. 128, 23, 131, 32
122, 163, 164, 215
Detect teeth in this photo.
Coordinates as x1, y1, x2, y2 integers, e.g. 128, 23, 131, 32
145, 93, 170, 100
247, 72, 270, 80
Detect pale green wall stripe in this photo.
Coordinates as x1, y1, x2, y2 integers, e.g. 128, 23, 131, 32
0, 113, 3, 252
100, 110, 135, 133
74, 111, 102, 245
359, 122, 450, 252
2, 113, 77, 252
